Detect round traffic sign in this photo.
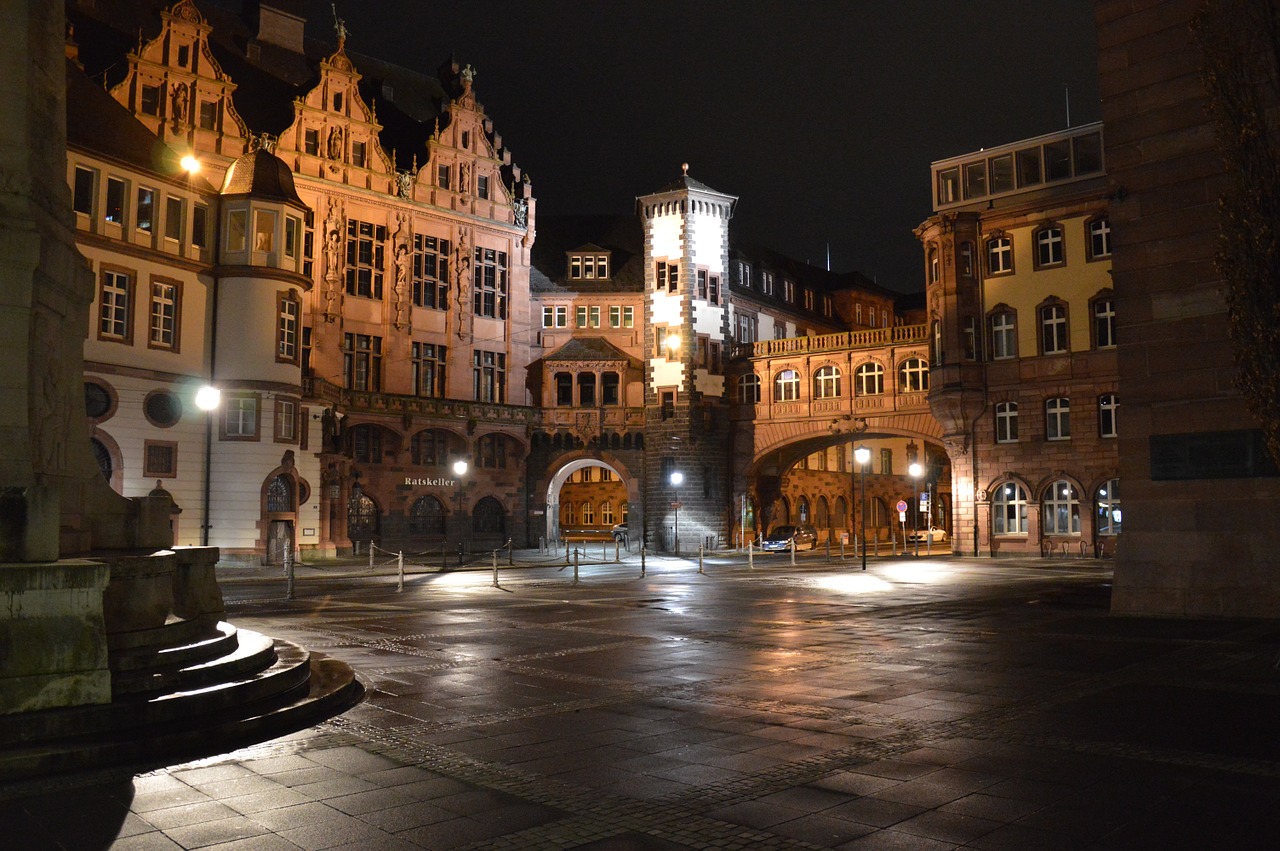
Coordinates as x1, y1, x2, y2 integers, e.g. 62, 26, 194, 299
895, 500, 908, 512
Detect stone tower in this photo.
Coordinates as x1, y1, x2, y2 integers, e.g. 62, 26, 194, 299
637, 167, 736, 552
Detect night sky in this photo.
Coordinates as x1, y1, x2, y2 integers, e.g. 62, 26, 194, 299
301, 1, 1101, 292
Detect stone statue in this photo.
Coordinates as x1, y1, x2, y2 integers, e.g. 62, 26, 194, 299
171, 83, 188, 123
327, 126, 343, 160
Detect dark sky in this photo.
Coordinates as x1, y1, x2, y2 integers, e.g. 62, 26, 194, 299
306, 1, 1100, 292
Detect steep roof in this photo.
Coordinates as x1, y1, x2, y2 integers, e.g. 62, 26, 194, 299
543, 337, 640, 367
220, 147, 305, 206
530, 214, 645, 294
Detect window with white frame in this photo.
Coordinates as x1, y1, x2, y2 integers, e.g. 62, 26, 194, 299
761, 270, 774, 296
223, 395, 258, 439
580, 501, 594, 525
773, 369, 800, 402
1093, 297, 1115, 349
149, 279, 179, 350
1088, 217, 1111, 260
276, 291, 299, 363
739, 374, 761, 404
736, 312, 757, 343
601, 501, 615, 524
995, 401, 1018, 443
1043, 481, 1081, 535
1097, 479, 1121, 535
576, 305, 601, 328
1040, 303, 1068, 354
1099, 394, 1118, 438
656, 260, 679, 292
1046, 397, 1070, 440
898, 358, 929, 393
990, 311, 1016, 360
543, 305, 567, 327
1035, 225, 1065, 267
814, 366, 842, 399
275, 398, 298, 442
99, 269, 132, 342
855, 362, 884, 395
992, 482, 1028, 534
610, 305, 634, 328
570, 253, 609, 280
739, 260, 752, 287
783, 279, 795, 302
855, 304, 863, 324
987, 236, 1013, 275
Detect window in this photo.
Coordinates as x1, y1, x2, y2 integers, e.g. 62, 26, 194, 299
581, 501, 594, 525
543, 305, 567, 327
783, 279, 795, 303
995, 401, 1019, 443
823, 296, 833, 317
814, 366, 842, 399
351, 139, 366, 168
223, 395, 258, 439
989, 153, 1015, 193
352, 425, 382, 463
570, 253, 610, 280
476, 433, 510, 468
736, 312, 758, 343
99, 269, 132, 342
304, 127, 319, 154
411, 430, 450, 466
739, 261, 752, 287
473, 248, 508, 319
661, 390, 675, 420
285, 216, 300, 259
1099, 394, 1119, 438
738, 374, 760, 404
1017, 146, 1043, 185
164, 196, 183, 242
275, 398, 298, 442
578, 372, 596, 406
1043, 481, 1081, 535
345, 220, 386, 299
1045, 139, 1072, 180
576, 305, 601, 328
473, 350, 506, 403
407, 342, 443, 398
855, 362, 884, 395
1040, 303, 1068, 354
437, 164, 451, 189
555, 373, 572, 406
657, 260, 679, 292
1097, 479, 1121, 536
149, 279, 180, 350
140, 83, 161, 116
803, 289, 813, 310
189, 204, 207, 246
562, 502, 576, 526
928, 246, 939, 283
959, 242, 975, 277
1035, 225, 1065, 267
1088, 217, 1111, 260
253, 210, 275, 252
1074, 132, 1104, 174
963, 316, 979, 361
1093, 297, 1116, 349
761, 270, 774, 296
855, 304, 862, 324
143, 391, 182, 427
898, 358, 929, 393
992, 482, 1028, 535
136, 187, 155, 232
990, 311, 1016, 360
477, 174, 490, 199
937, 167, 959, 205
105, 177, 126, 225
986, 236, 1012, 275
964, 160, 987, 198
773, 369, 800, 402
73, 166, 95, 215
697, 269, 707, 299
226, 209, 246, 252
343, 333, 382, 391
602, 372, 620, 405
412, 234, 450, 309
601, 501, 615, 525
710, 275, 721, 304
880, 448, 893, 475
410, 496, 445, 535
143, 441, 177, 477
609, 305, 634, 328
869, 307, 877, 327
1046, 397, 1071, 440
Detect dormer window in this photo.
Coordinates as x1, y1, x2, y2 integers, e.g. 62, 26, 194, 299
569, 253, 610, 280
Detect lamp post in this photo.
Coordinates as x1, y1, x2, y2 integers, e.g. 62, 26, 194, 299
195, 385, 220, 546
670, 470, 683, 556
909, 462, 923, 557
452, 458, 468, 567
854, 445, 870, 571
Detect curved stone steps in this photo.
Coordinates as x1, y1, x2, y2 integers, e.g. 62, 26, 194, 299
112, 627, 278, 698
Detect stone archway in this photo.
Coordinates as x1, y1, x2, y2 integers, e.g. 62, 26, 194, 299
540, 453, 639, 545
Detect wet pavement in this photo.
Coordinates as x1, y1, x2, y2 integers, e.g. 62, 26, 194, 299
6, 549, 1280, 850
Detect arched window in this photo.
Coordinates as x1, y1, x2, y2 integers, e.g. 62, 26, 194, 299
1043, 480, 1080, 535
411, 429, 451, 466
855, 362, 884, 395
774, 369, 800, 402
472, 496, 506, 535
348, 491, 378, 539
351, 424, 383, 464
869, 497, 890, 527
267, 475, 293, 512
90, 437, 112, 481
601, 501, 615, 525
581, 501, 594, 525
739, 374, 761, 404
898, 358, 929, 393
1097, 479, 1121, 536
815, 496, 830, 529
476, 433, 515, 468
797, 496, 810, 523
992, 482, 1028, 535
833, 496, 848, 529
409, 495, 445, 535
814, 366, 842, 399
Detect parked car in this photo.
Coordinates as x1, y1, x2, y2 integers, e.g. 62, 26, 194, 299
906, 526, 948, 544
611, 523, 628, 542
760, 524, 818, 552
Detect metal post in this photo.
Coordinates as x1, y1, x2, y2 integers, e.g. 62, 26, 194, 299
573, 547, 579, 584
640, 544, 646, 577
912, 474, 920, 557
748, 540, 754, 569
397, 550, 404, 593
368, 545, 374, 571
492, 547, 499, 587
602, 541, 608, 561
825, 538, 831, 564
790, 536, 796, 566
565, 540, 571, 564
508, 538, 514, 565
614, 539, 620, 563
840, 539, 846, 561
284, 541, 295, 600
540, 534, 546, 554
698, 543, 704, 574
858, 450, 868, 571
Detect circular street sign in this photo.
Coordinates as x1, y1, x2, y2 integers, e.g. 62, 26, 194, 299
895, 500, 908, 512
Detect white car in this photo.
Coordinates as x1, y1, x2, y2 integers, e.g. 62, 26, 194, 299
906, 526, 948, 544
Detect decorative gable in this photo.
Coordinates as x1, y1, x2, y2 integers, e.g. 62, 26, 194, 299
110, 0, 248, 158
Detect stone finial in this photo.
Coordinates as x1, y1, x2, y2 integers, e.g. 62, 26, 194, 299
682, 162, 689, 175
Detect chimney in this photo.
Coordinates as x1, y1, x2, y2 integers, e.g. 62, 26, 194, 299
244, 1, 306, 54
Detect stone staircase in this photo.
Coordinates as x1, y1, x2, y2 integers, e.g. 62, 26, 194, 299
0, 548, 362, 782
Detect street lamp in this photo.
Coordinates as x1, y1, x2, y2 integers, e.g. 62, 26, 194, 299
909, 462, 923, 557
195, 384, 220, 546
451, 458, 468, 567
670, 470, 684, 556
854, 445, 870, 571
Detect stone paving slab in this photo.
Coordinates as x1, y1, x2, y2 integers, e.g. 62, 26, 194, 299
5, 555, 1280, 849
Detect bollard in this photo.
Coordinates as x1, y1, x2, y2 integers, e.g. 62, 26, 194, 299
565, 540, 571, 565
641, 545, 647, 577
397, 550, 404, 593
492, 548, 499, 587
573, 547, 580, 584
790, 536, 796, 566
540, 535, 546, 554
748, 540, 754, 569
698, 543, 705, 574
614, 539, 620, 564
826, 538, 832, 564
508, 538, 514, 565
603, 541, 608, 561
368, 545, 375, 572
285, 546, 295, 600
